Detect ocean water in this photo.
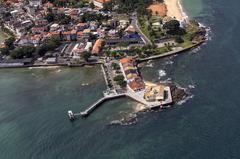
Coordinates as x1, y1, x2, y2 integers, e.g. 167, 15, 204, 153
1, 0, 240, 158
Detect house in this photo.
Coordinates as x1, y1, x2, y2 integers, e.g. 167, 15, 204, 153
93, 0, 111, 8
108, 29, 118, 38
123, 25, 140, 39
50, 24, 60, 31
17, 36, 31, 46
22, 20, 33, 27
29, 0, 42, 7
30, 34, 42, 46
62, 31, 71, 41
46, 57, 57, 64
128, 78, 145, 92
70, 30, 77, 41
25, 5, 37, 15
105, 38, 143, 46
73, 44, 85, 58
92, 39, 103, 55
119, 19, 130, 29
76, 31, 83, 41
124, 25, 136, 33
152, 22, 161, 27
35, 19, 48, 26
107, 19, 118, 28
68, 9, 79, 19
120, 57, 145, 92
85, 42, 93, 51
83, 29, 91, 39
126, 73, 139, 80
72, 42, 91, 58
31, 26, 47, 34
75, 23, 88, 31
97, 28, 106, 38
46, 31, 60, 40
89, 21, 98, 31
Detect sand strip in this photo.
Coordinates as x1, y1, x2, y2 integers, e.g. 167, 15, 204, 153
165, 0, 185, 21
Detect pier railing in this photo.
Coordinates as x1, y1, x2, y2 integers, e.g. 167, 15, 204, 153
74, 93, 126, 117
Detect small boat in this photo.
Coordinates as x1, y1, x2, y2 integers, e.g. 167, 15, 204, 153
68, 110, 75, 121
81, 83, 89, 86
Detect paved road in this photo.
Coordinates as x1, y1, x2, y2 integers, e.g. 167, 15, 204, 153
131, 13, 153, 46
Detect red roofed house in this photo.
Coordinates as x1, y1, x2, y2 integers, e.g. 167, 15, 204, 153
129, 78, 145, 92
75, 23, 89, 31
92, 39, 103, 55
62, 31, 71, 41
119, 57, 145, 92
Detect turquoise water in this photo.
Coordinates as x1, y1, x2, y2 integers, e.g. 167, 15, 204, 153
1, 0, 240, 158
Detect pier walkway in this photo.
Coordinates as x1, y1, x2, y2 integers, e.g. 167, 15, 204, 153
75, 93, 125, 117
73, 87, 172, 118
101, 64, 110, 87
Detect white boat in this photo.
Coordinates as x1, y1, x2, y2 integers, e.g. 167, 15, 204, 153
68, 110, 75, 121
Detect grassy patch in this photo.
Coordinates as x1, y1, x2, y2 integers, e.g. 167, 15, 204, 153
179, 34, 193, 48
137, 16, 163, 42
155, 46, 171, 54
138, 16, 152, 40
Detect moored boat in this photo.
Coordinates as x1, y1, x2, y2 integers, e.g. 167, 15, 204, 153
68, 110, 75, 121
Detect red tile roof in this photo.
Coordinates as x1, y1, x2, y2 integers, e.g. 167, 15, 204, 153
92, 39, 103, 54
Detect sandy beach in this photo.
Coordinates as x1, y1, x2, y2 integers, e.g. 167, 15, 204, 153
133, 103, 147, 112
165, 0, 184, 21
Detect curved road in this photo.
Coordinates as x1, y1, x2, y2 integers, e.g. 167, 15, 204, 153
131, 13, 153, 46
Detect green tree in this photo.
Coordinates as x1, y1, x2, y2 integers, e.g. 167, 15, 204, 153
36, 37, 61, 57
113, 75, 126, 86
57, 13, 71, 25
89, 2, 95, 9
81, 51, 91, 62
10, 45, 35, 59
0, 47, 10, 56
45, 12, 55, 23
118, 41, 129, 48
4, 37, 15, 50
102, 2, 113, 11
175, 36, 184, 43
111, 62, 120, 70
163, 20, 180, 31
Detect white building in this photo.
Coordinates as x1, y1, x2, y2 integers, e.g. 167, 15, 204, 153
29, 0, 42, 7
46, 57, 57, 64
50, 24, 60, 31
93, 0, 110, 8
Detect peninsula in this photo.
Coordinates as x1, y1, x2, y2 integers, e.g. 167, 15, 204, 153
0, 0, 207, 121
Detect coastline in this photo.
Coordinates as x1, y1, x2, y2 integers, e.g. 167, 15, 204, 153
138, 40, 205, 62
0, 40, 204, 69
165, 0, 188, 22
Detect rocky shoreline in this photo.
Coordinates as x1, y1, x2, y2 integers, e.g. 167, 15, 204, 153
108, 82, 190, 126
